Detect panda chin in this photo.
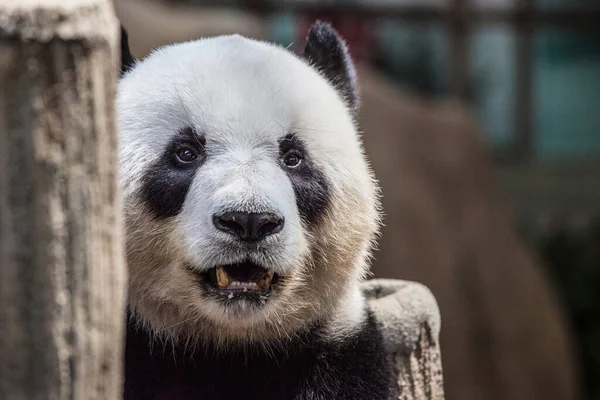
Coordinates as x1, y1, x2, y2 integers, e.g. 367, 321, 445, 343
195, 261, 281, 301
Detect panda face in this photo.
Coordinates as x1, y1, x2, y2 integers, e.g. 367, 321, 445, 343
118, 26, 380, 342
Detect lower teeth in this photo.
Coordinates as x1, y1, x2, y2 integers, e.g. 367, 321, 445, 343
214, 267, 274, 291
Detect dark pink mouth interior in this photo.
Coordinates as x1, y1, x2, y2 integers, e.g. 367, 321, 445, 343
200, 261, 280, 293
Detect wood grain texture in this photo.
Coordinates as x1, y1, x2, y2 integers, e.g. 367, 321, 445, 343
0, 1, 126, 399
364, 279, 445, 400
395, 327, 445, 400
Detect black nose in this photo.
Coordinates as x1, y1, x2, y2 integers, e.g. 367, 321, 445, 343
213, 211, 285, 242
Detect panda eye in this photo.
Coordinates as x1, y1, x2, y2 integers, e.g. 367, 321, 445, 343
283, 151, 302, 168
175, 146, 199, 164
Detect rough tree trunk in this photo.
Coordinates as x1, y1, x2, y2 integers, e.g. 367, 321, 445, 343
0, 1, 126, 399
363, 279, 445, 400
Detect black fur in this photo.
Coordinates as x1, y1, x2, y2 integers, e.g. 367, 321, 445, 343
141, 127, 206, 219
121, 26, 136, 76
279, 134, 331, 226
303, 22, 359, 114
124, 311, 394, 400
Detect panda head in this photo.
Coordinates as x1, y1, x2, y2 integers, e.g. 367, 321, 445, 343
118, 22, 381, 345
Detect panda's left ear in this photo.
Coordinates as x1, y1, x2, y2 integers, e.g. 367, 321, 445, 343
303, 21, 359, 113
120, 25, 136, 76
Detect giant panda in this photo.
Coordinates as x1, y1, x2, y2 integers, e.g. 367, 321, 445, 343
118, 21, 394, 400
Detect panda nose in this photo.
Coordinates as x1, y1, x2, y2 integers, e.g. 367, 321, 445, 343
213, 211, 285, 242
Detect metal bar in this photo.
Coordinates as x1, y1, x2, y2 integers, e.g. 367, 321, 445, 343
449, 0, 471, 101
514, 0, 535, 162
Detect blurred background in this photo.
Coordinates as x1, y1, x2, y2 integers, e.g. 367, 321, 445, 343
115, 0, 599, 399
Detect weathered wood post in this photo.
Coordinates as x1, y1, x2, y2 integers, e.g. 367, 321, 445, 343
0, 0, 126, 398
363, 279, 445, 400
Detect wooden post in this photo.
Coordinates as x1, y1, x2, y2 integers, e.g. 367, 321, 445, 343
0, 0, 126, 399
363, 279, 445, 400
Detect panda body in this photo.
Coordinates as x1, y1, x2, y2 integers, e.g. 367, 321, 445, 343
125, 310, 391, 399
119, 23, 394, 399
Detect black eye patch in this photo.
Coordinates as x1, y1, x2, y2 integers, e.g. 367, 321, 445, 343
141, 126, 206, 219
278, 134, 331, 226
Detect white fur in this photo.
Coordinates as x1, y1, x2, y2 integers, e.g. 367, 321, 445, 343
117, 34, 380, 343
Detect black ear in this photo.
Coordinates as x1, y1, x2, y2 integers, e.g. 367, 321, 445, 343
120, 25, 136, 76
303, 21, 359, 113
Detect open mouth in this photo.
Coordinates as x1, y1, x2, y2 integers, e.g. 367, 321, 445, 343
197, 261, 281, 295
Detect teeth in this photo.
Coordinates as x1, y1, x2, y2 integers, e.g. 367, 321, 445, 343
216, 266, 230, 289
215, 267, 275, 292
228, 281, 258, 289
257, 270, 274, 291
